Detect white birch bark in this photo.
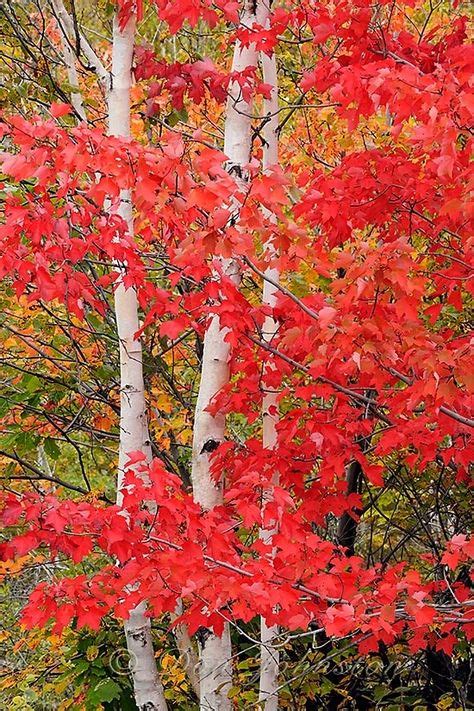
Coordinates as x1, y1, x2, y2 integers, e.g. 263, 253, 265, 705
191, 2, 259, 708
55, 21, 87, 121
108, 15, 168, 711
49, 2, 197, 703
258, 21, 281, 711
172, 601, 201, 698
49, 0, 109, 91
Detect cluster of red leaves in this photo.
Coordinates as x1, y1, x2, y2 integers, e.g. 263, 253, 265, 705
0, 108, 471, 485
115, 0, 239, 32
300, 5, 472, 139
135, 49, 272, 114
0, 115, 239, 323
1, 455, 473, 655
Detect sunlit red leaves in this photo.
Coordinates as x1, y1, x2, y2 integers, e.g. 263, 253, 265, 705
441, 534, 474, 571
116, 0, 239, 33
1, 452, 472, 653
0, 116, 239, 322
297, 0, 472, 141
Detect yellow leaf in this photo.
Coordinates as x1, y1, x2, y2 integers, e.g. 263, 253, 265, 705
86, 645, 99, 661
160, 653, 173, 670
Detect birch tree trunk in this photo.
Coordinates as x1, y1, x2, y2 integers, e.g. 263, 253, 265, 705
191, 2, 259, 708
258, 28, 281, 711
49, 3, 196, 704
55, 23, 87, 121
49, 0, 109, 90
108, 15, 168, 711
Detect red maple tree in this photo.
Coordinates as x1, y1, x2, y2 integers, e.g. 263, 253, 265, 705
0, 0, 472, 708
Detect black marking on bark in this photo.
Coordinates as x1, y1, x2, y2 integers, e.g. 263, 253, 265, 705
196, 626, 211, 647
140, 703, 158, 711
201, 439, 220, 454
127, 627, 148, 647
226, 162, 243, 178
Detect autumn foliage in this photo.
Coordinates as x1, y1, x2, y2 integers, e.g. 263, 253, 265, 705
0, 0, 473, 707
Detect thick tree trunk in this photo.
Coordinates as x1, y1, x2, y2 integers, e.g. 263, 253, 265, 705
191, 2, 259, 708
258, 31, 280, 711
108, 16, 168, 711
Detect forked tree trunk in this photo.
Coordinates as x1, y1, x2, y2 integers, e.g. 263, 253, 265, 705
108, 15, 168, 711
49, 0, 109, 90
190, 2, 259, 708
55, 24, 86, 121
258, 24, 280, 711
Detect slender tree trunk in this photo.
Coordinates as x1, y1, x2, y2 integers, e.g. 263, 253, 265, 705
172, 601, 201, 699
336, 460, 363, 556
108, 15, 168, 711
50, 2, 195, 703
54, 19, 87, 121
49, 0, 109, 90
258, 25, 280, 711
191, 2, 259, 708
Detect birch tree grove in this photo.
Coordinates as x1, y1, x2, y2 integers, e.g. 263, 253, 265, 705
1, 1, 473, 709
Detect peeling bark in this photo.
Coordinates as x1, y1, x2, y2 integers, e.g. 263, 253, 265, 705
53, 12, 87, 122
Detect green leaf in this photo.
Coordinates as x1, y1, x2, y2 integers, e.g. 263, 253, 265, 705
88, 678, 121, 706
112, 690, 135, 711
22, 374, 41, 393
165, 107, 189, 127
0, 432, 20, 448
43, 437, 60, 461
95, 365, 115, 381
0, 397, 11, 418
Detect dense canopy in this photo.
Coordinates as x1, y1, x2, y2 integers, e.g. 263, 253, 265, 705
0, 1, 472, 709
